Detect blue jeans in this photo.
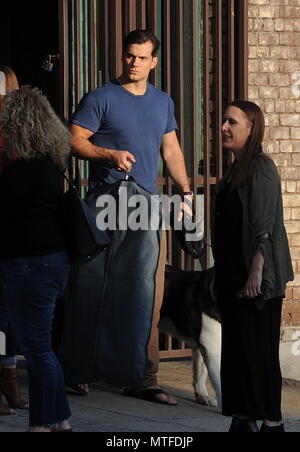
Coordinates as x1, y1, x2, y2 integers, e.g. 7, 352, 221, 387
0, 252, 71, 426
0, 281, 18, 366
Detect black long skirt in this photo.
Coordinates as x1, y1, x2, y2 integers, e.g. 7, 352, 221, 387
220, 294, 283, 421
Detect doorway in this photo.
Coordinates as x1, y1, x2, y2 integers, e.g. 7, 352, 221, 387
0, 1, 60, 113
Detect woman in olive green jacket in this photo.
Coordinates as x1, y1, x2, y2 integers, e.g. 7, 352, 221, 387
213, 100, 293, 433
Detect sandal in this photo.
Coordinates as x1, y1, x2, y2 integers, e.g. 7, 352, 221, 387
66, 384, 89, 396
123, 388, 178, 406
0, 395, 15, 416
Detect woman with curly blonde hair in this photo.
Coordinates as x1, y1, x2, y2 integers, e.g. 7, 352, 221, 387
0, 86, 72, 432
2, 86, 70, 168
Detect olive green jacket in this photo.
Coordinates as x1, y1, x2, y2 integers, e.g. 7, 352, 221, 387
212, 153, 294, 301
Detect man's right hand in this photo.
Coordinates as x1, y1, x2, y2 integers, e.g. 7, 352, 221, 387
70, 125, 136, 171
110, 150, 136, 172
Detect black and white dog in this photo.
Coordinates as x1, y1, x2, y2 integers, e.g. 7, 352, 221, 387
160, 265, 222, 408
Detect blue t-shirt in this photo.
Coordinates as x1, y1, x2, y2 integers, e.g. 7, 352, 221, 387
70, 80, 178, 194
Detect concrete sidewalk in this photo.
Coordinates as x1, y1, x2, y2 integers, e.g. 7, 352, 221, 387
0, 361, 299, 432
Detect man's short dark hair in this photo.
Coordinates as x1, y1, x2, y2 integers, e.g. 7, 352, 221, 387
123, 29, 160, 57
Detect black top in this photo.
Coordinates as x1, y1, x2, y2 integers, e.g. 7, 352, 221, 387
214, 183, 248, 292
0, 157, 67, 258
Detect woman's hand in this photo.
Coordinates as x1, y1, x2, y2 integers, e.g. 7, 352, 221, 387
243, 268, 263, 298
242, 250, 264, 299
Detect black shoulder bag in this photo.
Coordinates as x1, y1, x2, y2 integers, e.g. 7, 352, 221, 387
62, 175, 111, 263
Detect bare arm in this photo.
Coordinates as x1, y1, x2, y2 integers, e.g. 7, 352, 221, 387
160, 131, 190, 193
70, 124, 136, 172
161, 131, 193, 220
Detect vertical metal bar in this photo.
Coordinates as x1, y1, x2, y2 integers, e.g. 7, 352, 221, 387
190, 0, 197, 272
228, 0, 235, 103
124, 0, 137, 34
203, 0, 211, 269
226, 0, 235, 166
148, 0, 157, 35
74, 0, 81, 105
98, 0, 107, 85
88, 0, 96, 91
176, 0, 184, 145
190, 0, 196, 193
94, 0, 100, 87
237, 0, 249, 99
148, 0, 157, 87
109, 0, 123, 79
163, 0, 171, 96
123, 0, 129, 33
160, 1, 192, 359
176, 0, 185, 270
216, 0, 223, 181
58, 0, 69, 118
179, 340, 185, 350
163, 0, 173, 265
137, 0, 147, 29
104, 0, 110, 83
73, 0, 83, 188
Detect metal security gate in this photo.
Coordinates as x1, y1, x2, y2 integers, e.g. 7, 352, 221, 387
58, 0, 248, 359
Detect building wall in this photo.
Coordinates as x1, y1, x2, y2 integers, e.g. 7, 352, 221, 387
248, 0, 300, 329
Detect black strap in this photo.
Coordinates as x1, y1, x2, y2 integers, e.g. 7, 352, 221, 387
63, 174, 74, 188
67, 155, 81, 191
74, 158, 81, 190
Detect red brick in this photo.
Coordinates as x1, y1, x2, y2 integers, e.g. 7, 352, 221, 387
281, 313, 292, 327
285, 287, 293, 300
292, 314, 300, 327
293, 287, 300, 299
284, 300, 300, 314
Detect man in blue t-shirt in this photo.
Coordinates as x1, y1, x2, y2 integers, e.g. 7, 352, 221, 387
70, 30, 192, 405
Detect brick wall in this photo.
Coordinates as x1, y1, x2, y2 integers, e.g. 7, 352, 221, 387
248, 0, 300, 327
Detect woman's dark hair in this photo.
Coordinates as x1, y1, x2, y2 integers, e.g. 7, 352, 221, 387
228, 100, 268, 188
123, 29, 160, 56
